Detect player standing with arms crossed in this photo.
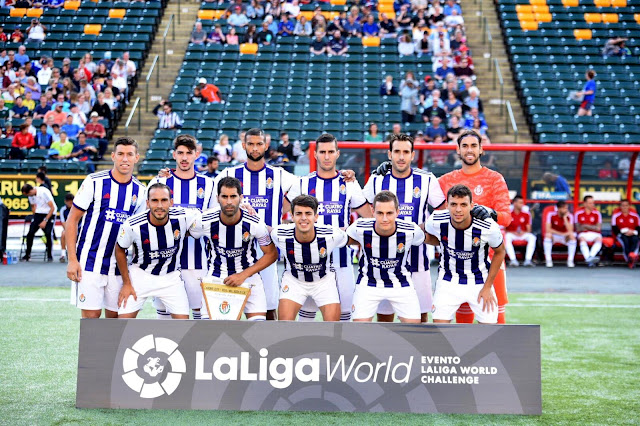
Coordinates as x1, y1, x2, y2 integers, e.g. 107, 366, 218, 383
116, 183, 198, 319
438, 130, 512, 324
149, 134, 216, 319
65, 137, 147, 318
287, 133, 372, 322
425, 185, 506, 324
364, 133, 445, 323
190, 177, 278, 320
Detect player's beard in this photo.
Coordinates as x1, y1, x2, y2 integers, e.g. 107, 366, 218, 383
247, 152, 264, 162
459, 152, 480, 166
177, 161, 193, 172
151, 209, 168, 222
222, 204, 240, 218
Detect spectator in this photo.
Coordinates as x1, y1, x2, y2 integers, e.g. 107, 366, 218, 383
429, 5, 445, 28
344, 14, 363, 37
283, 0, 300, 17
26, 19, 46, 42
3, 122, 15, 138
5, 51, 20, 72
278, 13, 295, 37
602, 37, 631, 57
103, 88, 118, 112
50, 131, 74, 159
69, 132, 97, 172
446, 115, 463, 142
69, 103, 87, 128
11, 96, 29, 119
246, 0, 265, 20
153, 100, 182, 130
310, 31, 327, 55
277, 132, 298, 162
202, 155, 220, 178
425, 116, 447, 141
23, 91, 36, 112
426, 134, 451, 166
423, 88, 444, 109
110, 71, 128, 99
444, 0, 462, 16
618, 155, 640, 180
396, 4, 413, 30
10, 123, 35, 159
232, 131, 247, 163
327, 30, 348, 56
464, 107, 487, 131
463, 86, 483, 113
397, 31, 415, 56
455, 57, 474, 77
450, 30, 466, 53
379, 13, 397, 38
365, 122, 383, 142
91, 93, 112, 123
242, 24, 258, 44
265, 14, 279, 35
435, 57, 455, 82
197, 78, 222, 103
15, 46, 29, 68
417, 31, 430, 56
542, 172, 572, 197
61, 114, 81, 140
50, 124, 61, 143
191, 22, 207, 44
84, 111, 108, 159
121, 52, 136, 78
256, 21, 274, 46
214, 134, 234, 163
472, 118, 490, 141
422, 97, 447, 123
228, 5, 250, 27
0, 99, 7, 120
362, 15, 379, 37
380, 75, 398, 96
577, 69, 597, 117
207, 24, 227, 44
326, 16, 345, 37
48, 0, 64, 8
419, 75, 435, 103
93, 62, 109, 82
225, 28, 239, 45
454, 45, 474, 68
598, 160, 619, 180
0, 28, 6, 44
443, 88, 462, 114
79, 79, 96, 105
10, 28, 24, 44
82, 53, 97, 76
400, 78, 419, 123
24, 76, 41, 102
294, 16, 313, 36
98, 51, 114, 72
444, 8, 464, 29
412, 9, 429, 28
394, 0, 411, 13
24, 116, 36, 136
36, 123, 52, 148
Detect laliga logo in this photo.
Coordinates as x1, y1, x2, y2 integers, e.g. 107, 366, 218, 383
122, 334, 186, 399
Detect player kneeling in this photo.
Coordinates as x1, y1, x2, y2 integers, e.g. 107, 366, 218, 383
425, 184, 506, 324
190, 177, 278, 321
272, 195, 346, 321
115, 183, 198, 319
346, 191, 426, 324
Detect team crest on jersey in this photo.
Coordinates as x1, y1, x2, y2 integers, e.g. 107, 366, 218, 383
119, 228, 125, 237
319, 247, 327, 258
351, 304, 355, 313
474, 185, 483, 196
131, 194, 137, 205
339, 184, 347, 195
219, 301, 231, 314
397, 243, 405, 253
282, 285, 289, 293
413, 186, 421, 198
197, 187, 205, 199
472, 237, 481, 247
266, 177, 274, 189
242, 231, 250, 242
174, 230, 181, 240
79, 294, 85, 302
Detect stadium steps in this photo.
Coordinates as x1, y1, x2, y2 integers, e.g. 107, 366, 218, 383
107, 0, 200, 167
461, 0, 533, 144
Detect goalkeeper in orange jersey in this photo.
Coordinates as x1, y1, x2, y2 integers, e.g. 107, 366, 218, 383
438, 130, 512, 324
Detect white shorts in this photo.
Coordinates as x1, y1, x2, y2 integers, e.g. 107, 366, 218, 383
506, 233, 536, 243
72, 269, 122, 312
432, 280, 498, 324
352, 285, 421, 320
204, 274, 267, 315
546, 233, 577, 245
578, 231, 602, 243
259, 260, 279, 311
301, 264, 355, 313
280, 272, 340, 308
182, 268, 207, 309
378, 271, 432, 315
119, 267, 190, 316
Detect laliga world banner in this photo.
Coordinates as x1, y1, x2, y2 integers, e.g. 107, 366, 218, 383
76, 320, 541, 414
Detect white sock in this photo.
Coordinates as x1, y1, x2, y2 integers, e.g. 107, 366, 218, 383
590, 241, 602, 258
568, 240, 577, 262
525, 235, 536, 261
298, 309, 317, 322
340, 312, 351, 322
61, 249, 66, 257
156, 309, 171, 320
543, 238, 552, 262
248, 315, 266, 321
505, 242, 517, 262
580, 241, 590, 260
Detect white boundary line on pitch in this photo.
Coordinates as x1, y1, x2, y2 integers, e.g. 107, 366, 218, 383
0, 298, 68, 302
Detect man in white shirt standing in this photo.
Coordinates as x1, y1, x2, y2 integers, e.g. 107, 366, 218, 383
21, 183, 57, 262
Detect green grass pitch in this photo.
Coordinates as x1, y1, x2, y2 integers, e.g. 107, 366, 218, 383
1, 287, 639, 425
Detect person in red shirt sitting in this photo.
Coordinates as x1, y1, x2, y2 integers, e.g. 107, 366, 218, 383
505, 195, 536, 267
10, 123, 35, 159
544, 200, 577, 268
84, 111, 108, 159
575, 195, 603, 267
612, 199, 640, 269
598, 160, 619, 180
197, 78, 222, 103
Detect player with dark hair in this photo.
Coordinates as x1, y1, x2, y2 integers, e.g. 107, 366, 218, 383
505, 195, 536, 267
272, 195, 347, 321
612, 199, 639, 268
148, 133, 216, 319
438, 130, 512, 324
544, 200, 577, 268
288, 133, 372, 322
65, 136, 146, 318
21, 183, 56, 262
59, 193, 74, 263
425, 184, 506, 324
575, 195, 603, 267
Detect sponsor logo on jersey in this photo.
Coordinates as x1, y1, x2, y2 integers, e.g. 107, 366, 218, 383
319, 247, 327, 258
398, 203, 414, 218
413, 186, 421, 199
317, 201, 343, 215
212, 234, 219, 240
242, 231, 250, 242
265, 177, 274, 189
104, 208, 129, 224
219, 301, 231, 315
245, 195, 269, 210
369, 257, 400, 269
143, 239, 150, 245
174, 230, 181, 240
445, 246, 475, 260
293, 262, 324, 273
216, 246, 244, 257
149, 246, 179, 260
103, 193, 110, 199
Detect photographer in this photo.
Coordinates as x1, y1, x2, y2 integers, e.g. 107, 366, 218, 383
27, 19, 47, 42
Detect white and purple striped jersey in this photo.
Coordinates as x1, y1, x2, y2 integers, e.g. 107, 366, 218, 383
73, 170, 147, 275
425, 211, 503, 285
149, 171, 216, 270
363, 169, 445, 272
271, 224, 348, 282
286, 171, 367, 268
190, 209, 272, 278
346, 218, 425, 288
117, 207, 199, 276
212, 164, 299, 228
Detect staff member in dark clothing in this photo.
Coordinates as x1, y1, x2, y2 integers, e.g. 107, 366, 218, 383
21, 183, 56, 262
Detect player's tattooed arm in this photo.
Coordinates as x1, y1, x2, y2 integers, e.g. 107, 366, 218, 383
115, 244, 136, 308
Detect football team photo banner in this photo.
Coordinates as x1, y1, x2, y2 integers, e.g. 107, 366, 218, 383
76, 320, 541, 414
